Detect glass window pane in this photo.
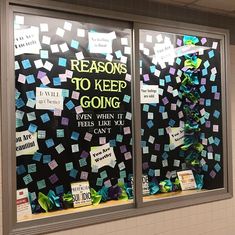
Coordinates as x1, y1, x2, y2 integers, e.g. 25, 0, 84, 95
15, 13, 133, 221
139, 29, 224, 201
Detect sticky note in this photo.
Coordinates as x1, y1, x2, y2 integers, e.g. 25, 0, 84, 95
40, 50, 49, 59
71, 40, 79, 49
56, 27, 65, 37
23, 174, 33, 185
55, 144, 65, 154
48, 159, 58, 170
58, 57, 67, 67
65, 162, 74, 171
40, 113, 50, 123
71, 144, 79, 153
69, 169, 78, 178
37, 179, 46, 190
17, 165, 26, 175
28, 163, 37, 173
22, 59, 31, 69
28, 123, 37, 133
71, 131, 79, 140
49, 174, 59, 184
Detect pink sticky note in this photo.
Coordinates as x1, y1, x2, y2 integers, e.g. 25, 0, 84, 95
48, 160, 58, 170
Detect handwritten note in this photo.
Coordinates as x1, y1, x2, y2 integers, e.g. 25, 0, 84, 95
168, 127, 184, 148
140, 84, 159, 104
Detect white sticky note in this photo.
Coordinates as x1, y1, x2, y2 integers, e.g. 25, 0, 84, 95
42, 36, 51, 45
34, 59, 43, 69
15, 15, 24, 25
212, 42, 218, 49
60, 43, 69, 52
56, 27, 65, 37
106, 54, 113, 62
121, 37, 128, 45
156, 34, 163, 42
146, 35, 152, 43
40, 76, 50, 85
120, 56, 127, 64
77, 28, 85, 37
124, 46, 131, 55
75, 51, 84, 60
44, 61, 53, 71
50, 44, 59, 53
64, 21, 72, 31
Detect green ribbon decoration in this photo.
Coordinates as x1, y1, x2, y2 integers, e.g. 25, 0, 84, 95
62, 192, 73, 208
184, 122, 200, 132
38, 192, 53, 212
90, 188, 102, 205
159, 180, 173, 193
183, 35, 199, 45
117, 182, 129, 201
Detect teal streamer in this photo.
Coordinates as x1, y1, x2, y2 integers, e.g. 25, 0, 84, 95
98, 186, 109, 202
149, 181, 160, 195
47, 190, 60, 208
195, 174, 204, 189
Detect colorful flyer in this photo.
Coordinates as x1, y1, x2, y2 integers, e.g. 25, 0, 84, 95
177, 170, 197, 190
17, 188, 32, 218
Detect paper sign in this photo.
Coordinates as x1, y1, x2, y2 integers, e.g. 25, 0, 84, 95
90, 143, 116, 170
168, 127, 184, 148
71, 181, 92, 207
36, 87, 63, 110
131, 175, 150, 196
14, 27, 41, 56
88, 32, 113, 54
140, 84, 159, 104
16, 130, 39, 157
17, 188, 32, 219
177, 170, 197, 190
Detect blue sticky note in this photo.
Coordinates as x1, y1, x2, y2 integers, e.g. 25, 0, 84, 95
147, 120, 154, 128
17, 165, 26, 175
56, 185, 64, 195
28, 123, 38, 133
26, 75, 35, 84
57, 129, 64, 138
204, 112, 210, 119
158, 128, 164, 136
201, 150, 207, 157
176, 58, 181, 65
202, 164, 208, 172
123, 95, 131, 103
28, 164, 37, 173
45, 138, 55, 148
65, 162, 74, 171
15, 90, 21, 99
22, 59, 31, 69
96, 178, 103, 186
120, 170, 127, 178
165, 75, 171, 83
62, 89, 69, 97
40, 50, 49, 59
141, 141, 147, 147
159, 79, 165, 86
16, 98, 25, 109
202, 69, 208, 76
211, 86, 217, 93
26, 90, 35, 99
204, 60, 210, 68
143, 104, 149, 112
116, 134, 123, 142
214, 163, 221, 172
214, 137, 220, 146
58, 57, 67, 67
200, 117, 205, 125
37, 179, 46, 190
69, 169, 78, 178
150, 65, 156, 73
168, 119, 175, 127
40, 113, 50, 123
205, 99, 211, 106
115, 50, 122, 58
43, 155, 51, 164
215, 154, 221, 162
27, 112, 36, 121
33, 152, 42, 161
100, 170, 108, 179
213, 110, 220, 119
200, 86, 206, 93
148, 168, 155, 177
210, 74, 216, 81
23, 174, 33, 185
53, 77, 61, 86
38, 130, 46, 139
208, 50, 215, 58
71, 131, 79, 140
159, 106, 165, 113
208, 136, 214, 144
66, 100, 75, 110
71, 40, 79, 49
109, 139, 116, 147
79, 158, 87, 167
164, 145, 170, 152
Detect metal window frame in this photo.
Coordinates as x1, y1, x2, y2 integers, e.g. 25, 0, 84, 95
0, 1, 232, 235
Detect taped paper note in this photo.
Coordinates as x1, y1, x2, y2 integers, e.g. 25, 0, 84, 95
17, 188, 32, 219
90, 143, 116, 170
140, 84, 159, 104
88, 32, 113, 54
168, 127, 184, 148
36, 87, 63, 110
177, 170, 197, 190
16, 130, 39, 157
14, 27, 41, 56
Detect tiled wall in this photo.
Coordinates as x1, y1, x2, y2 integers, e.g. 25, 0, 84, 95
1, 47, 235, 235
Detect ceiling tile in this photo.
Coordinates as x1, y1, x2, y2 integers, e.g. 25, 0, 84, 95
195, 0, 235, 12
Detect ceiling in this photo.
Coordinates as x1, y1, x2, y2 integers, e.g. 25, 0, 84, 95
151, 0, 235, 17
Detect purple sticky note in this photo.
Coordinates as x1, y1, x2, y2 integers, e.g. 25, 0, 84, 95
207, 145, 213, 152
201, 37, 207, 45
201, 78, 206, 85
199, 98, 205, 105
155, 144, 160, 151
214, 92, 220, 100
205, 121, 211, 128
120, 145, 127, 153
162, 97, 169, 105
142, 162, 149, 170
61, 117, 69, 126
210, 170, 216, 178
169, 67, 176, 75
49, 174, 59, 184
80, 150, 89, 158
37, 71, 46, 79
143, 74, 150, 82
177, 39, 182, 47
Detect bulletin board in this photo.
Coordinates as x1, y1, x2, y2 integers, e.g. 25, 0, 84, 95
139, 29, 224, 192
15, 13, 133, 207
